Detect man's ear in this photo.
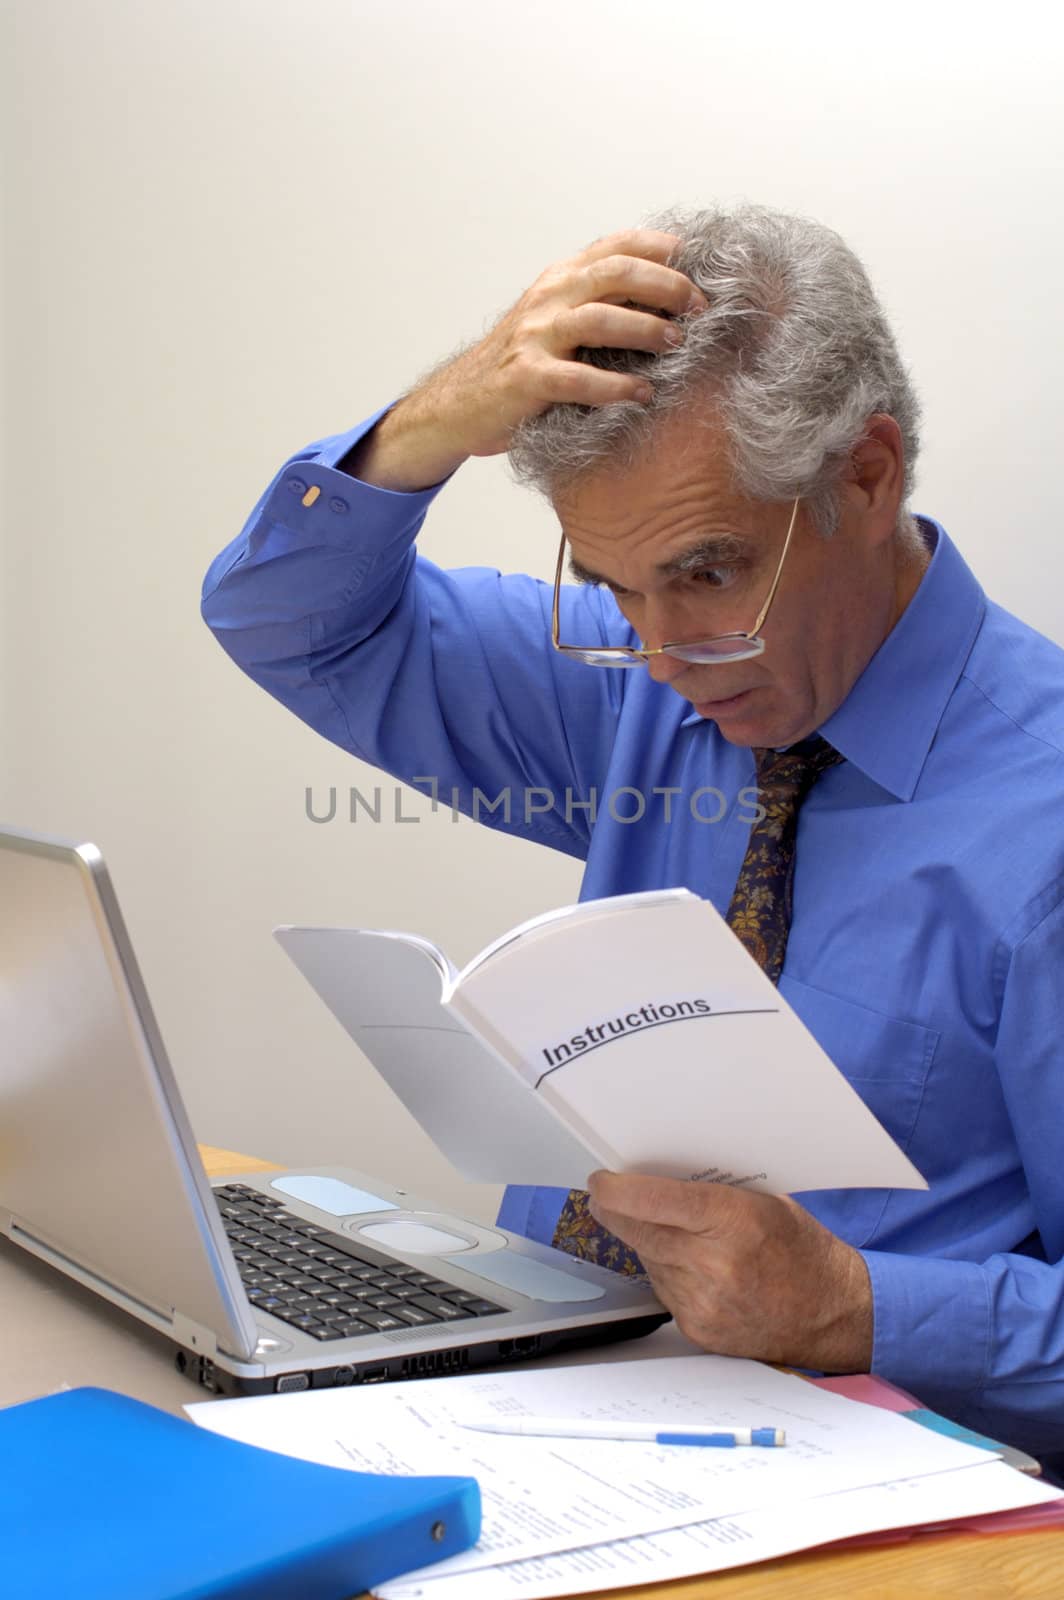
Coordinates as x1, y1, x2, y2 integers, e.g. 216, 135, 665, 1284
838, 413, 905, 544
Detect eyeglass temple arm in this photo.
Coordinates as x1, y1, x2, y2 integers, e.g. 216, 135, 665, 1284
748, 494, 801, 636
552, 534, 568, 644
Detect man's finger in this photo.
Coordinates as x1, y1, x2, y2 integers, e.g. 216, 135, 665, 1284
538, 358, 654, 409
588, 1203, 696, 1267
550, 302, 686, 358
575, 255, 706, 317
578, 228, 687, 266
589, 1170, 749, 1233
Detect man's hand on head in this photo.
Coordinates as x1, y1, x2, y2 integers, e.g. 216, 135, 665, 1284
346, 231, 708, 493
587, 1170, 874, 1373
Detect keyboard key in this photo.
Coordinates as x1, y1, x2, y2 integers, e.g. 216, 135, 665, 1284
466, 1299, 506, 1316
358, 1311, 407, 1332
389, 1305, 438, 1327
333, 1318, 376, 1338
306, 1325, 352, 1341
409, 1296, 472, 1321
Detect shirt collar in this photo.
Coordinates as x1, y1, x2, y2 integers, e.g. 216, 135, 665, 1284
680, 519, 987, 802
819, 519, 985, 799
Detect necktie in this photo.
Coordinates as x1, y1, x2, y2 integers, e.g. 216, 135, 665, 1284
550, 735, 844, 1275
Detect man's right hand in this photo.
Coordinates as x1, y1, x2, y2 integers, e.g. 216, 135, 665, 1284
346, 230, 708, 493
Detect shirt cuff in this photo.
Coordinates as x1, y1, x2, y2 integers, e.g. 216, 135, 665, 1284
862, 1249, 991, 1399
496, 1185, 569, 1249
261, 405, 453, 551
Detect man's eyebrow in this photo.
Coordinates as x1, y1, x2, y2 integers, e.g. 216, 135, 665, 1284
567, 533, 750, 587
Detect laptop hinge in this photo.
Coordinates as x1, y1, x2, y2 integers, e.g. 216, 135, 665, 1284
171, 1312, 220, 1358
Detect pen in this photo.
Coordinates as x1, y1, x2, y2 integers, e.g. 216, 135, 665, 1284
459, 1419, 785, 1447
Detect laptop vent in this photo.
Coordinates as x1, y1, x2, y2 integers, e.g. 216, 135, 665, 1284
397, 1348, 471, 1378
382, 1324, 462, 1343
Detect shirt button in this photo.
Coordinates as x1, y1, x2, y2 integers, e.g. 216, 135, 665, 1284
287, 477, 307, 496
329, 496, 349, 515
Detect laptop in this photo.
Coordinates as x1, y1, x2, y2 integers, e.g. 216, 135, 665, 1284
0, 826, 667, 1397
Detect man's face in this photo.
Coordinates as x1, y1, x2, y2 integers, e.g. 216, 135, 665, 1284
553, 409, 912, 749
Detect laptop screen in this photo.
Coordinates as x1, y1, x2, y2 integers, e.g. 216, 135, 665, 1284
0, 829, 257, 1360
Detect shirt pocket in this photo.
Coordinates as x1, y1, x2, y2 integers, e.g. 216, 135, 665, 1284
777, 973, 940, 1248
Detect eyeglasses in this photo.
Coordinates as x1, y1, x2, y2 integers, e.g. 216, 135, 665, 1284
551, 494, 801, 668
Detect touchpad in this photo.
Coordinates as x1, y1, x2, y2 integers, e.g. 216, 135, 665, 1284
361, 1220, 474, 1254
270, 1176, 398, 1216
445, 1251, 605, 1302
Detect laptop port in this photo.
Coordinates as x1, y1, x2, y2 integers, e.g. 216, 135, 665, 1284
275, 1373, 310, 1394
360, 1364, 390, 1383
499, 1335, 540, 1359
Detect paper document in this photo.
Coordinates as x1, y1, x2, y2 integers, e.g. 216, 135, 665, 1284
375, 1460, 1063, 1599
189, 1354, 998, 1579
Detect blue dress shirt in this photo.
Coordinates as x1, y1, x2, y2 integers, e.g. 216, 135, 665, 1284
203, 411, 1064, 1460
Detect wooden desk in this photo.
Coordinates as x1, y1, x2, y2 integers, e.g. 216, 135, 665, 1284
3, 1146, 1059, 1598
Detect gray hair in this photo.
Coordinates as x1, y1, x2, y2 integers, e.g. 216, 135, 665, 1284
508, 205, 922, 541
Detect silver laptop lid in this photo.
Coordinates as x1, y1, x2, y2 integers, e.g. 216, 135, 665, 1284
0, 826, 258, 1362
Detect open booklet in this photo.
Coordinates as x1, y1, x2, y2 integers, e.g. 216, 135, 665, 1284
275, 889, 926, 1195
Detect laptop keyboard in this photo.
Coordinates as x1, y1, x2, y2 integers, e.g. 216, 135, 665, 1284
214, 1184, 506, 1342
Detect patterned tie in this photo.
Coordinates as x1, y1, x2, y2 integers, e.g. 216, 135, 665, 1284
550, 735, 844, 1275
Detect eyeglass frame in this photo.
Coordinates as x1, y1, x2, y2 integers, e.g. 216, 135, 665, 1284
551, 493, 802, 667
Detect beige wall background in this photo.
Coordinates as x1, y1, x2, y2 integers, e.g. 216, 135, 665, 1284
3, 0, 1062, 1225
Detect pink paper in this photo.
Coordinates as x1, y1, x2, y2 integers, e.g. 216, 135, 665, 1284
808, 1373, 922, 1412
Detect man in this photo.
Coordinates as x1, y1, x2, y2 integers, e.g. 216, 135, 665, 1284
203, 206, 1064, 1464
